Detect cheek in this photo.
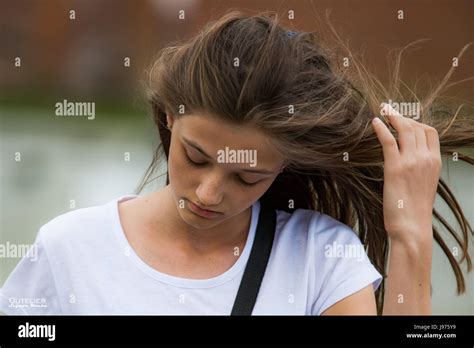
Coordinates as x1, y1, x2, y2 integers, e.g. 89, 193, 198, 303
244, 177, 277, 205
233, 182, 273, 208
167, 142, 190, 187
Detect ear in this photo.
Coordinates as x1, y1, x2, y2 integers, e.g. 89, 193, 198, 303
166, 113, 174, 127
280, 159, 289, 173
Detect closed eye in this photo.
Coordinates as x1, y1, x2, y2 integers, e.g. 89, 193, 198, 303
237, 176, 259, 186
185, 152, 206, 166
185, 152, 261, 186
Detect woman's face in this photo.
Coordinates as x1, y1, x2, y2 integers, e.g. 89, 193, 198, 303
166, 112, 286, 229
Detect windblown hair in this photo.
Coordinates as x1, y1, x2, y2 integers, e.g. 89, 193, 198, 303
137, 10, 474, 314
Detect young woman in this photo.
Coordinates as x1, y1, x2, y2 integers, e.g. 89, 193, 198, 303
1, 11, 472, 315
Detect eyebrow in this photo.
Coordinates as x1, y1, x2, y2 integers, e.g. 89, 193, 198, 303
180, 136, 274, 174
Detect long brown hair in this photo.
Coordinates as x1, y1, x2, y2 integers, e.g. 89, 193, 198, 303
136, 10, 474, 314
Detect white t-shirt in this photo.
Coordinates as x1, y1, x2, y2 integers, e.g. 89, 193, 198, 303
0, 195, 382, 315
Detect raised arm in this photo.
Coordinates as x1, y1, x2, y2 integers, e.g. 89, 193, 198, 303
373, 103, 441, 315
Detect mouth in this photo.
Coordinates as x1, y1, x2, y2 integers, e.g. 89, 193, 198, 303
187, 200, 221, 219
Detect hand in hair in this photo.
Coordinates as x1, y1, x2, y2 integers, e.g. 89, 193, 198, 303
372, 103, 442, 246
373, 103, 441, 315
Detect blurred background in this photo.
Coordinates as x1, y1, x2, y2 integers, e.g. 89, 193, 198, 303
0, 0, 473, 313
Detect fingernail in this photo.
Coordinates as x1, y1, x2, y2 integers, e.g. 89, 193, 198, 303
373, 117, 381, 124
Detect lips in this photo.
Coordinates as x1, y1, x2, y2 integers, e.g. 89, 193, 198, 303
187, 200, 221, 218
194, 203, 218, 213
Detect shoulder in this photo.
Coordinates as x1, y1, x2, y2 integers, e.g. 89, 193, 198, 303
275, 207, 361, 247
272, 208, 382, 315
272, 207, 367, 274
38, 198, 116, 252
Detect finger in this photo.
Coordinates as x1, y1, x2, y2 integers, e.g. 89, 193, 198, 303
372, 117, 400, 161
408, 119, 428, 151
415, 121, 441, 154
425, 126, 441, 155
380, 103, 416, 155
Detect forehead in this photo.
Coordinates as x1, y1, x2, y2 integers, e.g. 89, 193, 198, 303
177, 113, 284, 164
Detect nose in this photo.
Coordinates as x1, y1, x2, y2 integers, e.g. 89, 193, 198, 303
195, 174, 224, 208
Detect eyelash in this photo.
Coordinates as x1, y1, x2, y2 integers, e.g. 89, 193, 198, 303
184, 153, 259, 186
185, 153, 206, 167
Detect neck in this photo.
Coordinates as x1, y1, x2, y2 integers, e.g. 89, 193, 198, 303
150, 185, 252, 255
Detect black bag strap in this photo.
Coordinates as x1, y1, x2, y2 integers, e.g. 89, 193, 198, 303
231, 200, 276, 316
